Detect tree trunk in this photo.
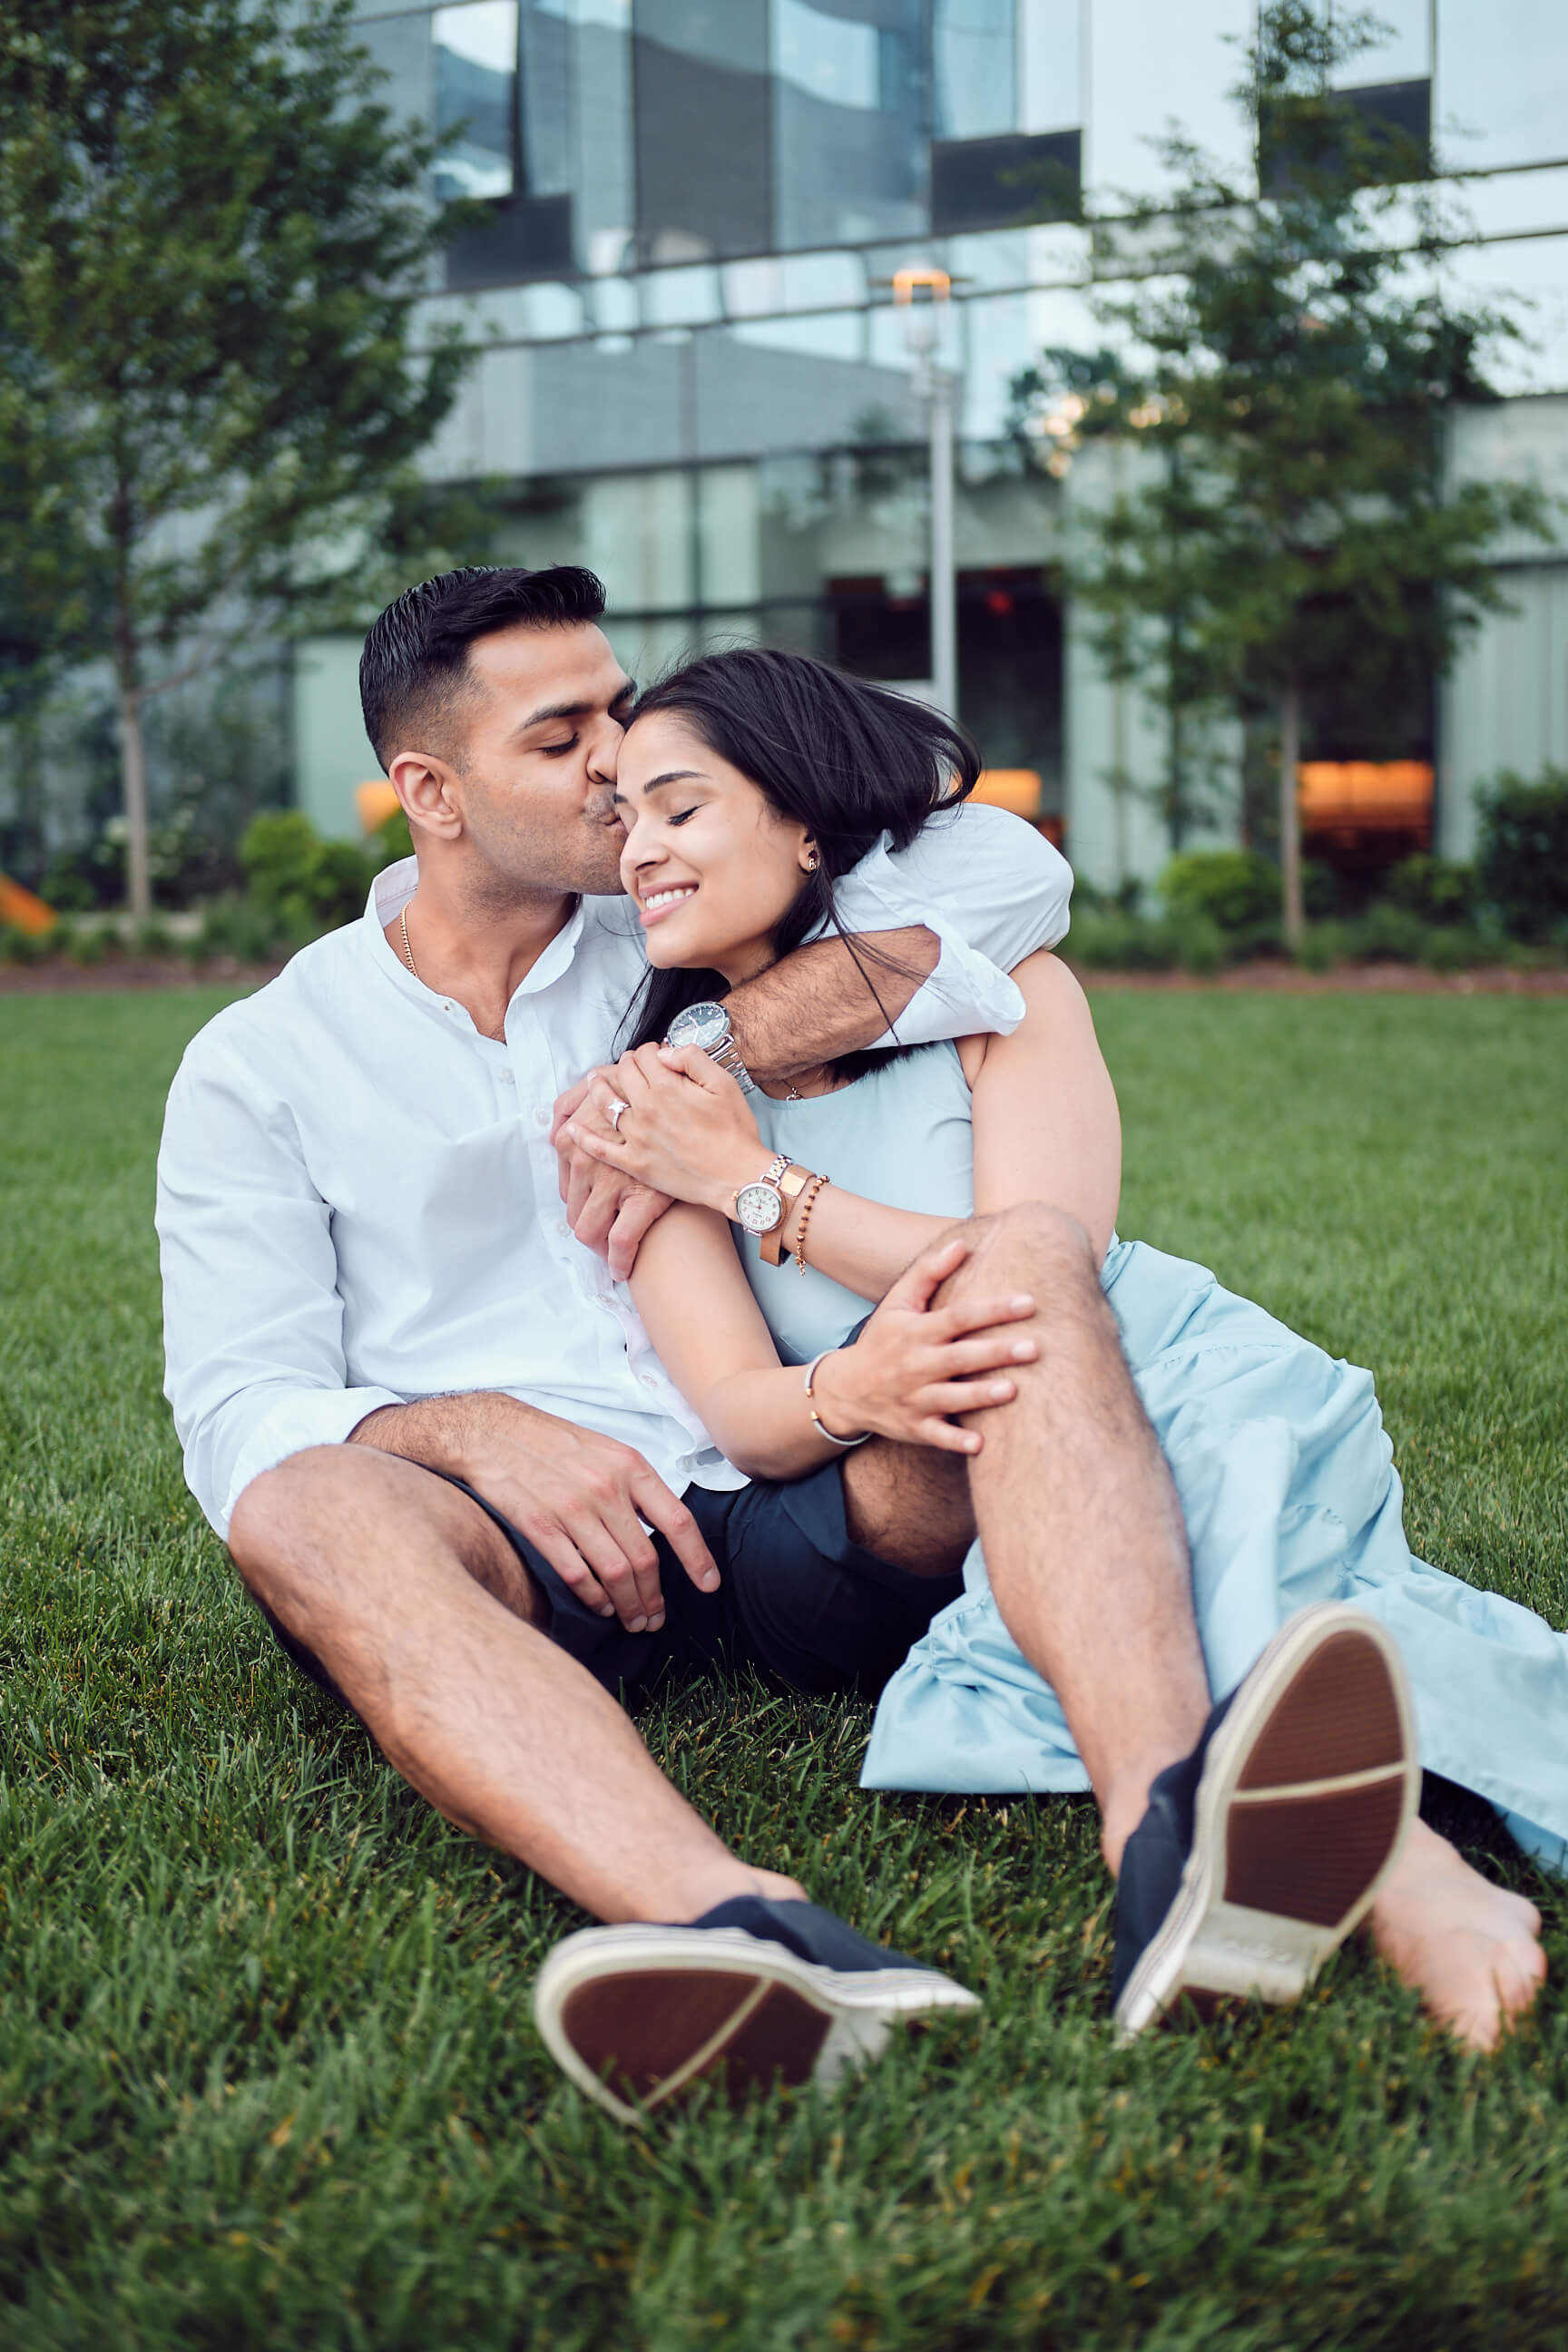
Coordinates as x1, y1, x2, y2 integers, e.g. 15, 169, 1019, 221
118, 676, 152, 922
14, 702, 45, 885
1279, 680, 1303, 952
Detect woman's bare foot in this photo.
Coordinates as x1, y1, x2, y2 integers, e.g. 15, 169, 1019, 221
1368, 1818, 1547, 2049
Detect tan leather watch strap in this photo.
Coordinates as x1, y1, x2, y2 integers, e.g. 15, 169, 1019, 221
760, 1162, 815, 1266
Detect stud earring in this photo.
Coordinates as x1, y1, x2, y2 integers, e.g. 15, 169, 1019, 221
805, 849, 819, 871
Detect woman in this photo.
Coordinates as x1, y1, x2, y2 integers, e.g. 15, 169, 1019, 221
564, 646, 1560, 2044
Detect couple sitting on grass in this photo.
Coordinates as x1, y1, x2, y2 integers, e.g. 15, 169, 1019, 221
158, 564, 1564, 2123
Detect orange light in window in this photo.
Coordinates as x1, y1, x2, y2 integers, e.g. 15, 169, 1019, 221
356, 780, 402, 836
1297, 761, 1433, 831
973, 769, 1043, 818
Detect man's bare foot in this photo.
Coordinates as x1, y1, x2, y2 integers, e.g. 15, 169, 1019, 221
1368, 1818, 1547, 2050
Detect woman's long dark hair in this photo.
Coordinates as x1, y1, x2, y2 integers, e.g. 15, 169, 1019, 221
617, 647, 980, 1083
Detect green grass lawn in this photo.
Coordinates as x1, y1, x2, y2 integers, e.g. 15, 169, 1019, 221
3, 986, 1567, 2351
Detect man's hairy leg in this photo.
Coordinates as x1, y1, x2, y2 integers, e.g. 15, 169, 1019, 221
846, 1219, 1549, 2048
228, 1445, 801, 1923
844, 1203, 1210, 1874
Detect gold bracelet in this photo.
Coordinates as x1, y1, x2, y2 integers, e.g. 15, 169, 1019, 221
802, 1350, 871, 1448
793, 1173, 830, 1272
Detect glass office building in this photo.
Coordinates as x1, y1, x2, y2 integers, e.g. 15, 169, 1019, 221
294, 0, 1568, 882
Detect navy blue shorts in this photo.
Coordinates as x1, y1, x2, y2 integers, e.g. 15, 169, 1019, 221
259, 1456, 964, 1713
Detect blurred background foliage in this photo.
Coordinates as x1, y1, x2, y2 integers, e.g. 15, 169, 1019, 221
1065, 768, 1568, 976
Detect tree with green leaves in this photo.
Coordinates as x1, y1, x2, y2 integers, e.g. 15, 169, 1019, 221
0, 0, 478, 917
1013, 1, 1559, 943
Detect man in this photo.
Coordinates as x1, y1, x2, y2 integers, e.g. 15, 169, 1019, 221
158, 564, 1417, 2127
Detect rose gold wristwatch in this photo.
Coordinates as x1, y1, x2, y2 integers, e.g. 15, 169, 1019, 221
760, 1162, 815, 1266
730, 1153, 791, 1240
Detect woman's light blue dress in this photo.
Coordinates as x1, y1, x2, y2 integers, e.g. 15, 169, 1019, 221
749, 1044, 1568, 1871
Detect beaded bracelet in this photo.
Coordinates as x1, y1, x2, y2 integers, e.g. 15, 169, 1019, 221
793, 1172, 830, 1273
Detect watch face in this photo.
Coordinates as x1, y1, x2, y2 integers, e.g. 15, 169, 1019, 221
667, 1000, 729, 1052
734, 1181, 784, 1235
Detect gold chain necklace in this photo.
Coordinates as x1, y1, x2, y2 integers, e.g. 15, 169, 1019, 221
398, 904, 507, 1044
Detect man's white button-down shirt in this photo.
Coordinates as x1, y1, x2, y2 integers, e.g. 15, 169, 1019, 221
157, 806, 1073, 1538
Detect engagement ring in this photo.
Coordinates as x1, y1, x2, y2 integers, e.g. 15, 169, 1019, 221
607, 1097, 629, 1131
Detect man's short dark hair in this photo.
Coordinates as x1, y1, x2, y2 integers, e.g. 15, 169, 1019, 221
358, 564, 608, 771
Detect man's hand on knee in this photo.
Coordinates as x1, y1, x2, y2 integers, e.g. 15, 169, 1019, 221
352, 1393, 719, 1633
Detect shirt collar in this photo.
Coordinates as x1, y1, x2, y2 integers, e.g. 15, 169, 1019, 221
362, 858, 589, 1006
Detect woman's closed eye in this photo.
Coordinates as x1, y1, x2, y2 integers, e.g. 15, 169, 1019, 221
666, 806, 701, 827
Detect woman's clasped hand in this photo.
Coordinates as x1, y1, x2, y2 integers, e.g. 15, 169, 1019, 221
562, 1041, 774, 1219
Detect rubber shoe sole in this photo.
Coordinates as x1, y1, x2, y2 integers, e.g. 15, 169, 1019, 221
1112, 1602, 1418, 2040
534, 1923, 982, 2125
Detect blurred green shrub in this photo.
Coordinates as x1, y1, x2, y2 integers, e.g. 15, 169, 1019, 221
65, 922, 116, 966
1419, 926, 1489, 974
196, 893, 303, 963
372, 806, 414, 867
1067, 907, 1225, 975
1302, 860, 1342, 920
1348, 901, 1429, 963
1476, 769, 1568, 941
1386, 853, 1476, 926
0, 922, 50, 965
37, 854, 100, 913
239, 811, 375, 931
1159, 848, 1279, 935
1295, 922, 1347, 975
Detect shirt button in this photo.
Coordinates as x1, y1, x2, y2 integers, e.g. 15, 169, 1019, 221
554, 1219, 570, 1240
532, 1107, 550, 1131
499, 1070, 515, 1086
638, 1371, 658, 1390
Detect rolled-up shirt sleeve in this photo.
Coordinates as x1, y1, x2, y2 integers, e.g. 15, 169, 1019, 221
830, 800, 1073, 1046
156, 1034, 400, 1540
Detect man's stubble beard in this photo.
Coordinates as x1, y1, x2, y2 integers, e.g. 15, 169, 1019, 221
457, 781, 627, 915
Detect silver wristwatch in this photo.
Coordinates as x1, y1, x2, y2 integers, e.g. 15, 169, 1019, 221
732, 1153, 790, 1237
664, 998, 757, 1094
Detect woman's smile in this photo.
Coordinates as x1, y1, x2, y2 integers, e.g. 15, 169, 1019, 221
638, 881, 700, 926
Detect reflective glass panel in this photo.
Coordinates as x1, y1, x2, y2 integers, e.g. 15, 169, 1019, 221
1464, 164, 1568, 241
434, 2, 519, 200
775, 0, 880, 107
519, 1, 571, 195
1331, 0, 1430, 85
523, 0, 634, 269
1441, 234, 1568, 395
583, 471, 696, 610
357, 12, 433, 132
934, 0, 1017, 140
633, 1, 771, 260
1084, 0, 1255, 202
772, 0, 927, 250
1019, 0, 1079, 132
698, 466, 763, 604
1436, 0, 1568, 172
642, 263, 723, 326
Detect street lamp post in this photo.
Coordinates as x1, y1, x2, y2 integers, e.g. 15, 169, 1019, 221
893, 268, 957, 720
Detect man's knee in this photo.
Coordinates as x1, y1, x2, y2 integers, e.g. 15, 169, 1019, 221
229, 1442, 527, 1625
227, 1445, 365, 1582
946, 1200, 1097, 1291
